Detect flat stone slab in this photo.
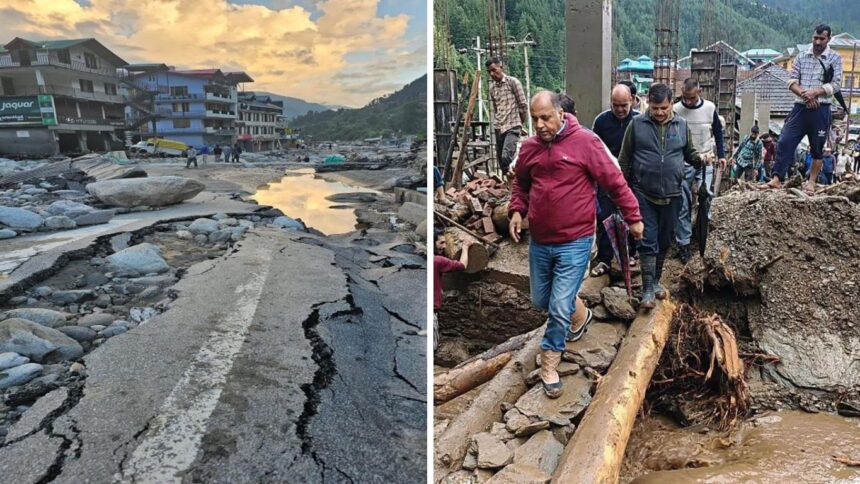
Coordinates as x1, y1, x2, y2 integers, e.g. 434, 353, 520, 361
485, 463, 552, 484
563, 322, 624, 371
512, 430, 564, 476
515, 373, 593, 424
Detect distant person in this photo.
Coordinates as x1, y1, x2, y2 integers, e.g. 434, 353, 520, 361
433, 229, 470, 351
820, 147, 835, 184
433, 166, 446, 203
232, 143, 242, 163
732, 125, 763, 181
198, 144, 210, 165
836, 149, 851, 178
486, 57, 528, 178
854, 150, 860, 173
761, 24, 842, 194
760, 133, 776, 180
185, 146, 198, 169
591, 83, 639, 275
222, 144, 231, 163
619, 80, 640, 111
213, 144, 222, 162
673, 78, 726, 263
559, 93, 576, 117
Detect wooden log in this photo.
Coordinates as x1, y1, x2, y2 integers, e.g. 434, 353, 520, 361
492, 202, 510, 234
433, 331, 535, 404
434, 352, 512, 404
552, 300, 677, 484
434, 328, 543, 482
442, 228, 489, 273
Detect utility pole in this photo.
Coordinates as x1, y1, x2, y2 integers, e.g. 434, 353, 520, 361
847, 40, 857, 149
460, 37, 489, 122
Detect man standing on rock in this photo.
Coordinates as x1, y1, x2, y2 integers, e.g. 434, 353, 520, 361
618, 83, 705, 309
761, 24, 842, 194
509, 91, 643, 399
487, 57, 528, 177
673, 78, 727, 264
591, 83, 639, 276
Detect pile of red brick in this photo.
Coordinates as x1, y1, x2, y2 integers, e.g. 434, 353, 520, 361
435, 175, 510, 244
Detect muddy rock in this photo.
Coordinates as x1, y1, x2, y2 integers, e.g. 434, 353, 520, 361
513, 420, 551, 438
106, 243, 169, 276
591, 304, 610, 320
0, 206, 42, 230
551, 424, 576, 446
474, 432, 513, 469
484, 463, 551, 484
579, 275, 609, 306
0, 363, 43, 389
0, 318, 84, 362
515, 373, 592, 423
87, 176, 205, 207
189, 218, 219, 235
601, 286, 636, 320
563, 322, 623, 371
1, 308, 71, 328
0, 352, 29, 370
504, 408, 532, 434
512, 430, 563, 475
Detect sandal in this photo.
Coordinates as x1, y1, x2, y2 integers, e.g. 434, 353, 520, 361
590, 262, 610, 277
566, 308, 593, 342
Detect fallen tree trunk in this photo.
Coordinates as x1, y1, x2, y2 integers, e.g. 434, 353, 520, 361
434, 327, 543, 482
433, 331, 535, 404
442, 229, 489, 273
492, 202, 510, 234
552, 300, 676, 484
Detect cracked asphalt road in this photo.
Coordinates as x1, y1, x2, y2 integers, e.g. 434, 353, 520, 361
0, 226, 426, 483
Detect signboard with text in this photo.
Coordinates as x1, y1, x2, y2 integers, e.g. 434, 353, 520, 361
0, 95, 57, 126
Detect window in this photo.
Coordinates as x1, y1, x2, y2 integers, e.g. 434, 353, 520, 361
104, 83, 117, 95
79, 79, 94, 93
173, 119, 190, 128
172, 102, 190, 112
170, 86, 188, 97
84, 53, 98, 69
57, 49, 71, 64
1, 77, 14, 95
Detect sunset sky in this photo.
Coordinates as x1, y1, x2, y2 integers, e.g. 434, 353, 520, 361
0, 0, 427, 107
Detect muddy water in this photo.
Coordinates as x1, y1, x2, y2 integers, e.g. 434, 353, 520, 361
621, 411, 860, 483
251, 168, 380, 235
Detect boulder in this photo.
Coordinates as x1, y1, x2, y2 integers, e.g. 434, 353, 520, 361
473, 432, 513, 469
77, 313, 117, 328
563, 322, 623, 372
512, 431, 564, 475
601, 286, 637, 321
579, 275, 609, 306
208, 230, 232, 243
56, 326, 97, 342
272, 216, 304, 230
0, 318, 84, 362
0, 352, 29, 370
44, 215, 77, 230
0, 363, 43, 389
106, 243, 169, 276
188, 218, 219, 235
87, 176, 204, 207
46, 200, 94, 218
484, 464, 551, 484
72, 209, 115, 226
48, 289, 94, 304
397, 202, 426, 225
0, 228, 16, 239
1, 308, 72, 328
0, 206, 42, 229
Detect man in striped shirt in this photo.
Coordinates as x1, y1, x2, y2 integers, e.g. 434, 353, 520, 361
762, 24, 842, 194
487, 57, 528, 176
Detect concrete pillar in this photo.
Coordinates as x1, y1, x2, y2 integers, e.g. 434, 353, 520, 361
34, 69, 45, 88
757, 101, 771, 135
739, 92, 756, 138
566, 0, 612, 126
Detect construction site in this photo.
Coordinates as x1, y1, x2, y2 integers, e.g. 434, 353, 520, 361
433, 1, 860, 483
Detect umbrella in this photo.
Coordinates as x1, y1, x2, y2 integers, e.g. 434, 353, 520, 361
602, 210, 633, 299
695, 170, 713, 257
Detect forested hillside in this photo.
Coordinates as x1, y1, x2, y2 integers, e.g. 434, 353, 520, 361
289, 76, 426, 141
435, 0, 854, 93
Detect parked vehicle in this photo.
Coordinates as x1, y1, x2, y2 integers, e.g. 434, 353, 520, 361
130, 138, 188, 157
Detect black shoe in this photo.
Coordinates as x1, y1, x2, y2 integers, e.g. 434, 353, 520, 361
542, 380, 563, 399
566, 308, 593, 342
678, 245, 691, 264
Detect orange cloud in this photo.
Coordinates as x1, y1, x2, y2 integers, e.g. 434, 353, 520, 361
0, 0, 422, 106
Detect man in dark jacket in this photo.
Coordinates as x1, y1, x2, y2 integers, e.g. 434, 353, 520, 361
617, 83, 704, 308
591, 83, 639, 276
509, 91, 643, 398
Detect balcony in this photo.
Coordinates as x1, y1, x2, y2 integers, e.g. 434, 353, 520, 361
205, 109, 236, 119
7, 85, 125, 104
0, 52, 119, 77
204, 127, 235, 135
163, 110, 207, 118
205, 91, 237, 103
56, 114, 125, 128
155, 93, 205, 102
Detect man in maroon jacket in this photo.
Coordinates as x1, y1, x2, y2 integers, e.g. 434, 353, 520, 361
509, 91, 643, 398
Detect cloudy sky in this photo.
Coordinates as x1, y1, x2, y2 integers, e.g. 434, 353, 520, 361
0, 0, 427, 107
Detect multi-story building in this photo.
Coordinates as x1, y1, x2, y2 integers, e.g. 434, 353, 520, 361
127, 68, 252, 149
237, 92, 283, 152
0, 37, 128, 156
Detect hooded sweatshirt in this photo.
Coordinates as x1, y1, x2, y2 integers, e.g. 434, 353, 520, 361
509, 113, 642, 245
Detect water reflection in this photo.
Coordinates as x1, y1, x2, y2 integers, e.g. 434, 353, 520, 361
251, 168, 379, 235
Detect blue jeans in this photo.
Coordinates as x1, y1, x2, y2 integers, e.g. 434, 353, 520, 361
676, 164, 712, 246
529, 236, 593, 352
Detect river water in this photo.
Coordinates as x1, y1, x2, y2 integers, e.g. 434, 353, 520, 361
622, 411, 860, 483
251, 168, 380, 235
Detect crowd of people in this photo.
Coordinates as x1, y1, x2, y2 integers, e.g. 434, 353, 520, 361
184, 142, 244, 168
434, 23, 855, 400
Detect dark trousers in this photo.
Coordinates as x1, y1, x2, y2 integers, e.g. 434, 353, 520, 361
773, 103, 831, 181
232, 153, 240, 163
635, 191, 682, 257
496, 128, 520, 172
185, 157, 197, 168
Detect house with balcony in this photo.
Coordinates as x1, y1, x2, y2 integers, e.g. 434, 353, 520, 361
0, 37, 128, 156
127, 68, 253, 149
237, 92, 284, 152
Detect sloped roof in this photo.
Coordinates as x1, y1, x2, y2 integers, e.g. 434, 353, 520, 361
736, 64, 796, 115
1, 37, 127, 66
742, 48, 781, 58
